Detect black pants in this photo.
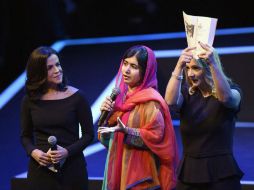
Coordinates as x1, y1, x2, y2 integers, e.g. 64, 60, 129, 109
176, 176, 241, 190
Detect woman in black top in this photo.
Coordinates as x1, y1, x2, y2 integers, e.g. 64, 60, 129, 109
165, 42, 243, 190
20, 46, 94, 190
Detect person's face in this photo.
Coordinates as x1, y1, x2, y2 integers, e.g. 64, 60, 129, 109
186, 59, 205, 88
122, 55, 142, 90
46, 54, 63, 85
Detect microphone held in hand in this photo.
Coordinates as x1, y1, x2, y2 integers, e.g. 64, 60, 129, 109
98, 87, 120, 126
48, 136, 60, 172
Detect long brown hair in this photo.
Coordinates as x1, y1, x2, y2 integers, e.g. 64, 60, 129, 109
25, 46, 67, 100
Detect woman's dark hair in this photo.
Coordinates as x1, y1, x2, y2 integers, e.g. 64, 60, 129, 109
122, 45, 148, 81
25, 46, 67, 100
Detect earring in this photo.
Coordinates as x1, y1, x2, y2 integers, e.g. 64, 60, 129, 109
188, 86, 195, 95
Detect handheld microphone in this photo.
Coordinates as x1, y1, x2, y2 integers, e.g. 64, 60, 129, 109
98, 87, 120, 126
48, 136, 60, 172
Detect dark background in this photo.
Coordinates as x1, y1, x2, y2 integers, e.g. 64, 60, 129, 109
1, 1, 254, 190
1, 0, 254, 91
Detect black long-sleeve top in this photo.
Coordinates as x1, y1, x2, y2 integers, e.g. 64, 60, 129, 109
20, 90, 94, 158
177, 84, 243, 183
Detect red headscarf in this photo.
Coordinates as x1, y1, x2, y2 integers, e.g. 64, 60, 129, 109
114, 45, 158, 109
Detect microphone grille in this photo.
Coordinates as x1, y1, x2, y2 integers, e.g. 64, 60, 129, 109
112, 87, 120, 95
48, 136, 57, 145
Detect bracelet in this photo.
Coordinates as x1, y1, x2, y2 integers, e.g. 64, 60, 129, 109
171, 72, 183, 80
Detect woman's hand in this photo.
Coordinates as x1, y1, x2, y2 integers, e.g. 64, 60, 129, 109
176, 47, 196, 69
31, 149, 51, 166
98, 117, 127, 134
198, 42, 220, 67
47, 145, 68, 164
100, 96, 115, 112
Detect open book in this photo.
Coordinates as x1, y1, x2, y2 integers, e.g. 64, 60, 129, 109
183, 11, 218, 58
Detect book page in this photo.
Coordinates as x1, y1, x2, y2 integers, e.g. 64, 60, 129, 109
183, 11, 217, 58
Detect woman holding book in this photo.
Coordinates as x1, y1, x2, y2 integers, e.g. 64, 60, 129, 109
165, 42, 243, 190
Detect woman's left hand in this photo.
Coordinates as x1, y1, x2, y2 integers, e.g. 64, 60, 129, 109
97, 117, 127, 134
47, 145, 68, 164
197, 41, 220, 67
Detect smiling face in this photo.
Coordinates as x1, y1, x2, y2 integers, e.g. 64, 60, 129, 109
46, 54, 63, 86
121, 55, 142, 91
186, 59, 206, 89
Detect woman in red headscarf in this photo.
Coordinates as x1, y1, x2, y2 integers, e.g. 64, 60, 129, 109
98, 45, 179, 190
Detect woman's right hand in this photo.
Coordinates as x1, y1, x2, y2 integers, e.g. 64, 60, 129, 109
100, 96, 115, 112
176, 47, 196, 68
31, 149, 51, 166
